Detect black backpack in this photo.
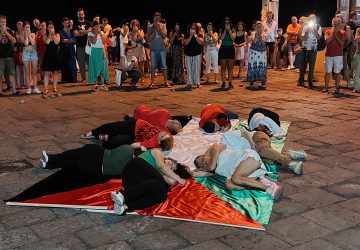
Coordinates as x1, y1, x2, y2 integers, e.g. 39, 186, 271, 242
317, 30, 326, 51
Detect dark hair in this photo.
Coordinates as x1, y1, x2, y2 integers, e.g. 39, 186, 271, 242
206, 22, 216, 31
62, 17, 69, 23
153, 12, 161, 17
203, 121, 215, 133
174, 163, 192, 179
92, 20, 99, 27
350, 11, 357, 19
187, 22, 199, 35
222, 17, 233, 29
255, 125, 272, 137
160, 136, 173, 151
235, 21, 246, 32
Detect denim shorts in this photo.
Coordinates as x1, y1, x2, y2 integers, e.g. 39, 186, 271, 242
150, 49, 167, 70
22, 49, 38, 62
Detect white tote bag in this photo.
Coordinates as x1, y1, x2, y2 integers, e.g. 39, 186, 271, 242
115, 69, 122, 86
85, 39, 92, 55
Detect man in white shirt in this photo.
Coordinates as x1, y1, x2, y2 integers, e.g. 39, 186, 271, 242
262, 11, 277, 68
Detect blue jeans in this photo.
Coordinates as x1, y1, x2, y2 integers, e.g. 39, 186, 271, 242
150, 49, 167, 71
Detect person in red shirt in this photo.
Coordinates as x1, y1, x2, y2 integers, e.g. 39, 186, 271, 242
134, 104, 182, 135
199, 104, 238, 133
81, 119, 173, 151
323, 17, 346, 95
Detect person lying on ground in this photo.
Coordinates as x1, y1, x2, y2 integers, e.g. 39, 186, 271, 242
248, 107, 285, 139
199, 104, 239, 133
110, 149, 192, 215
81, 119, 173, 151
39, 146, 188, 188
133, 104, 183, 135
220, 130, 307, 175
193, 142, 284, 200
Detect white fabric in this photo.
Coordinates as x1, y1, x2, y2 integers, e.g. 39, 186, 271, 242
165, 118, 238, 169
88, 32, 104, 48
220, 130, 252, 150
249, 113, 284, 138
115, 69, 122, 86
325, 56, 343, 74
216, 148, 266, 179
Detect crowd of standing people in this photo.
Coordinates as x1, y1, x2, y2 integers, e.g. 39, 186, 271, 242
1, 9, 359, 97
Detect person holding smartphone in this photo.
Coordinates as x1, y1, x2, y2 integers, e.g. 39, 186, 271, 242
119, 47, 141, 86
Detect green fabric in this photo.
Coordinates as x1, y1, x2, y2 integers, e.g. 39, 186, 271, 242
222, 32, 233, 46
138, 150, 160, 172
196, 175, 274, 226
194, 119, 291, 226
102, 145, 134, 176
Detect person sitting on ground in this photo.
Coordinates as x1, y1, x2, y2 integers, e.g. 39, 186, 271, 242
199, 104, 239, 133
133, 104, 183, 135
110, 148, 191, 215
193, 142, 284, 200
81, 118, 173, 151
220, 130, 306, 175
248, 107, 284, 139
118, 47, 141, 86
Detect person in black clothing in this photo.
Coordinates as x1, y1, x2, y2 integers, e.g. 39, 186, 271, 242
247, 107, 281, 127
73, 8, 92, 82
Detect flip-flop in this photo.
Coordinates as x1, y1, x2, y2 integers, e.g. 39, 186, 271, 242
80, 134, 94, 140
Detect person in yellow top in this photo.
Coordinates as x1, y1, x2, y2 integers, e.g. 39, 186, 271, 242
286, 16, 301, 70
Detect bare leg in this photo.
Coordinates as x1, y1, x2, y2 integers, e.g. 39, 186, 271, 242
225, 157, 267, 191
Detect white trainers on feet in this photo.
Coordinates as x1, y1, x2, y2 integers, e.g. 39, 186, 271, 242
113, 202, 127, 215
26, 88, 32, 95
111, 191, 125, 205
288, 161, 303, 175
39, 159, 46, 169
288, 150, 307, 160
42, 151, 48, 163
33, 87, 41, 94
266, 183, 284, 200
259, 176, 277, 186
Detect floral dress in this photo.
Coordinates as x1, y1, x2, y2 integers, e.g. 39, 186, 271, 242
246, 35, 267, 83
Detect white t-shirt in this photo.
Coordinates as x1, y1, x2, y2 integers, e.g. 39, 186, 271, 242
249, 113, 285, 138
220, 130, 254, 150
87, 32, 104, 48
216, 148, 266, 179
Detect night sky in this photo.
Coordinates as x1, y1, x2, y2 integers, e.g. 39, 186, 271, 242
3, 0, 337, 32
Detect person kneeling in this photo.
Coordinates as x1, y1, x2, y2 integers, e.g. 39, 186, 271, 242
119, 47, 141, 87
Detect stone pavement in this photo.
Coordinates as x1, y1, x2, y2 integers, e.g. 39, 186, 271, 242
0, 63, 360, 249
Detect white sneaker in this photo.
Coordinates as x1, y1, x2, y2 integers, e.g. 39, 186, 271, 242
288, 150, 307, 160
288, 161, 303, 175
38, 159, 46, 169
42, 151, 48, 163
26, 88, 32, 95
266, 183, 284, 200
287, 65, 291, 70
259, 176, 277, 186
33, 87, 41, 94
113, 202, 127, 215
111, 191, 124, 205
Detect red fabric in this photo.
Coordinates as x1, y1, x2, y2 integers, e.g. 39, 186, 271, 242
325, 29, 346, 57
36, 33, 46, 56
199, 104, 228, 128
23, 179, 121, 208
135, 119, 171, 149
22, 178, 263, 229
134, 104, 171, 133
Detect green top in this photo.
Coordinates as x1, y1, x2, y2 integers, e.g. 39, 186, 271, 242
138, 149, 160, 172
222, 32, 233, 46
102, 145, 134, 176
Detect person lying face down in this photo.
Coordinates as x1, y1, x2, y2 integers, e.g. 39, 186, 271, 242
132, 104, 183, 135
81, 119, 174, 151
192, 142, 283, 200
199, 104, 239, 133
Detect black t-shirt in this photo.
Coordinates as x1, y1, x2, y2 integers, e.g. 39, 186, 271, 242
74, 19, 92, 47
184, 35, 202, 56
346, 20, 357, 33
0, 28, 15, 58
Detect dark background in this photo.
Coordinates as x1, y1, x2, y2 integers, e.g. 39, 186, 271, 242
3, 0, 337, 32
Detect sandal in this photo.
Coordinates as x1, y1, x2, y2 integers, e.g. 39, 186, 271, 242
165, 84, 172, 88
352, 89, 360, 93
80, 133, 94, 140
